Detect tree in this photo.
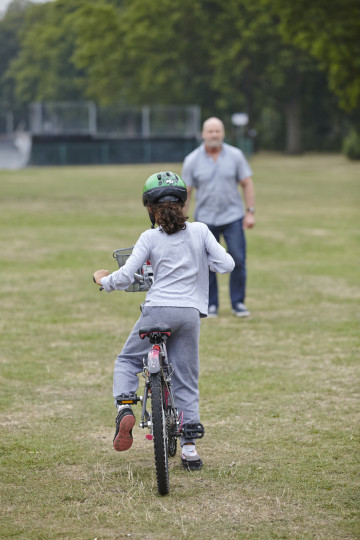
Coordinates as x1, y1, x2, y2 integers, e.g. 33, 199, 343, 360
74, 0, 337, 153
73, 0, 221, 111
266, 0, 360, 112
8, 0, 86, 104
78, 0, 331, 153
71, 1, 127, 104
0, 0, 31, 114
204, 0, 323, 153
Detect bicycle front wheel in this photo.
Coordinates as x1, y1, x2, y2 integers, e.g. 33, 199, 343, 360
150, 372, 169, 496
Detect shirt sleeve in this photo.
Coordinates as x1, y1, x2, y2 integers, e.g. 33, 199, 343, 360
204, 226, 235, 273
181, 153, 196, 188
100, 233, 150, 292
236, 150, 253, 181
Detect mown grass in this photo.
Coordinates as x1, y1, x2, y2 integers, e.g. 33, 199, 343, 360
0, 154, 359, 539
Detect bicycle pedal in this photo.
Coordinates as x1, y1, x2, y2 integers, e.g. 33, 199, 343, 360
181, 422, 205, 439
115, 393, 141, 406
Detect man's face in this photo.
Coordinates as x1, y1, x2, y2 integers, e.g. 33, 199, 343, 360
202, 120, 225, 149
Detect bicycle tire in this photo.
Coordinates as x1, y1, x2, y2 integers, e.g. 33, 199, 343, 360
150, 372, 169, 495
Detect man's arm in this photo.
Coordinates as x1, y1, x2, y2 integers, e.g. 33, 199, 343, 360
239, 176, 255, 229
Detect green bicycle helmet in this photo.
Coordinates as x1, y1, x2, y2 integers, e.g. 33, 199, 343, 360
142, 171, 187, 206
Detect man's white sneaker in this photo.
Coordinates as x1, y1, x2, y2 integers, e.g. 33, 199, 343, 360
207, 305, 218, 318
232, 303, 250, 317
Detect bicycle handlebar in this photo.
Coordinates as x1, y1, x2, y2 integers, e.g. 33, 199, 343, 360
93, 258, 153, 293
93, 272, 148, 291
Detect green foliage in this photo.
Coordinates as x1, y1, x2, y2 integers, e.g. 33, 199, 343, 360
7, 0, 86, 104
72, 1, 125, 104
266, 0, 360, 111
72, 0, 328, 154
73, 0, 318, 115
72, 0, 352, 154
74, 0, 221, 108
0, 0, 30, 110
198, 0, 324, 153
342, 129, 360, 160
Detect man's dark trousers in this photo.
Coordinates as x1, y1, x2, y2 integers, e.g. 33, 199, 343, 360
206, 218, 246, 309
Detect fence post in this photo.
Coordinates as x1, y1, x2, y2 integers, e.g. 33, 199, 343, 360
89, 102, 97, 135
59, 143, 67, 165
101, 142, 109, 164
142, 106, 150, 138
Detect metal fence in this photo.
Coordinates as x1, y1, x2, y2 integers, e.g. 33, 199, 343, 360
29, 102, 97, 136
29, 102, 201, 138
26, 102, 201, 165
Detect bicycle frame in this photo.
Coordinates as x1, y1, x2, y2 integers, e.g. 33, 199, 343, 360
138, 336, 182, 439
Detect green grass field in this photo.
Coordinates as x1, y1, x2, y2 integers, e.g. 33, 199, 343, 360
0, 154, 359, 539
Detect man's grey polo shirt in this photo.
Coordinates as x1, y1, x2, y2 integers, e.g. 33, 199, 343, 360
182, 142, 253, 226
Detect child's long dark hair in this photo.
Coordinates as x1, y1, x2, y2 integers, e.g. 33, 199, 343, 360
151, 201, 188, 235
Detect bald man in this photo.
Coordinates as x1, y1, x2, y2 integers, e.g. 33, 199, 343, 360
182, 117, 255, 318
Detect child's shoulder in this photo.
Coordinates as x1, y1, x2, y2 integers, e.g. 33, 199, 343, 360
138, 227, 158, 242
140, 228, 153, 238
139, 226, 168, 243
187, 221, 208, 234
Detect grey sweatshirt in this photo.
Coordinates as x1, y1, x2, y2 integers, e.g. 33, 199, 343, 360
100, 221, 235, 316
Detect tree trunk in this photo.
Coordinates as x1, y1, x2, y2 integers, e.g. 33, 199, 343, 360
283, 97, 302, 154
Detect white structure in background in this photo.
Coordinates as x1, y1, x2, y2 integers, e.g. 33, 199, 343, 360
0, 112, 32, 170
231, 112, 249, 151
14, 130, 32, 167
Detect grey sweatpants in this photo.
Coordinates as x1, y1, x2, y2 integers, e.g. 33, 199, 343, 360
113, 306, 201, 443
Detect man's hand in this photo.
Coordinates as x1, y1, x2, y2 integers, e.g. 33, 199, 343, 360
240, 176, 255, 229
93, 269, 109, 285
243, 213, 255, 229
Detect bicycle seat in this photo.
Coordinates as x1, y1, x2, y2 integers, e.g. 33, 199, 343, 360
139, 323, 171, 341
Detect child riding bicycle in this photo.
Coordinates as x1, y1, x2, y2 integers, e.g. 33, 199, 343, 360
93, 171, 234, 470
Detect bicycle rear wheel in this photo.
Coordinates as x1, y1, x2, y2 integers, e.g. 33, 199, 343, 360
150, 372, 169, 495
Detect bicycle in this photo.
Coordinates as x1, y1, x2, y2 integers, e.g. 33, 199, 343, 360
97, 247, 205, 496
